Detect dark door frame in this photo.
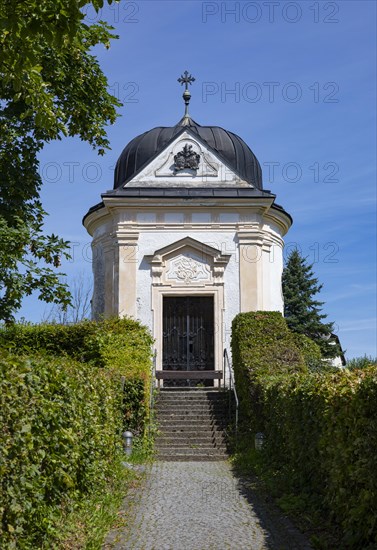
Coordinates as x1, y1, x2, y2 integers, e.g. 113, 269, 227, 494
162, 295, 215, 386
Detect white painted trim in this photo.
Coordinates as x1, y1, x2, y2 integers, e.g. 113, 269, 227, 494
146, 237, 228, 387
151, 286, 225, 388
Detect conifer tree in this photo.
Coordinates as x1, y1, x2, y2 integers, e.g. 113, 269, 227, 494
282, 249, 340, 358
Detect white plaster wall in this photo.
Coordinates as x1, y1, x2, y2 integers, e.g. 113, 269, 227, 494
135, 230, 240, 353
164, 212, 185, 223
191, 212, 211, 223
219, 212, 239, 224
271, 243, 284, 311
92, 241, 105, 318
136, 212, 156, 223
91, 216, 286, 325
92, 220, 112, 240
262, 248, 271, 310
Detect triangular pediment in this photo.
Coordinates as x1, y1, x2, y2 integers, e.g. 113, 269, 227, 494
145, 237, 231, 287
124, 129, 252, 188
146, 236, 230, 261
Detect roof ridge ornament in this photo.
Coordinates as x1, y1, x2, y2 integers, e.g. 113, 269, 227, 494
178, 71, 195, 122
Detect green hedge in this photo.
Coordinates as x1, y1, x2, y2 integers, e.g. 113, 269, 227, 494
231, 311, 307, 379
0, 318, 153, 548
291, 332, 323, 370
0, 317, 153, 372
231, 311, 306, 429
231, 312, 377, 547
0, 317, 154, 435
261, 369, 377, 547
0, 352, 124, 548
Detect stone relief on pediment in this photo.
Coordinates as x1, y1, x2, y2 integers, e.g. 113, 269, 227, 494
166, 253, 211, 285
173, 144, 200, 172
155, 139, 218, 178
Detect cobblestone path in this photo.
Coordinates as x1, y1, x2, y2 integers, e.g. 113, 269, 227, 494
104, 461, 312, 550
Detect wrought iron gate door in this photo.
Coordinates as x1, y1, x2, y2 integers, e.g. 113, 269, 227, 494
163, 296, 214, 386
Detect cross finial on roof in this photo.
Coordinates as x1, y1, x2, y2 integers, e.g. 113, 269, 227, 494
178, 70, 195, 90
178, 71, 195, 118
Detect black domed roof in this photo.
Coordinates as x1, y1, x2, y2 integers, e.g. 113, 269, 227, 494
113, 116, 263, 189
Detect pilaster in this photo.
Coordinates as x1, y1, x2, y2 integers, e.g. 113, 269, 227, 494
114, 230, 139, 318
103, 237, 115, 316
238, 230, 264, 312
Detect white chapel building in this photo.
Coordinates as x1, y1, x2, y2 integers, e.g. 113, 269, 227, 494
83, 73, 292, 384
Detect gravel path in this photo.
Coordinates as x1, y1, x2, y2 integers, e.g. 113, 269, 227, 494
104, 461, 312, 550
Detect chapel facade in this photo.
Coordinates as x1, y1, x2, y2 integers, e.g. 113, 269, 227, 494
83, 73, 292, 384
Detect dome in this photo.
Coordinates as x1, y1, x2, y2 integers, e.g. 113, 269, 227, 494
113, 116, 263, 190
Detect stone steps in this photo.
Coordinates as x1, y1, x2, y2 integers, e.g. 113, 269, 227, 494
158, 453, 229, 462
157, 414, 226, 421
157, 403, 226, 410
158, 419, 225, 427
157, 414, 227, 422
156, 402, 226, 409
159, 398, 222, 407
155, 389, 229, 461
157, 446, 227, 454
157, 446, 228, 455
156, 436, 226, 446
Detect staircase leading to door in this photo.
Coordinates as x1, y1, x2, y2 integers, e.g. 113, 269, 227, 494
155, 390, 229, 461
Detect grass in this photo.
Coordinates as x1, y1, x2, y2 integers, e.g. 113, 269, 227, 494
54, 442, 151, 550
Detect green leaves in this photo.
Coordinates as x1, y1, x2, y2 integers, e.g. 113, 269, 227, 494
0, 0, 121, 321
232, 311, 307, 379
231, 312, 377, 547
0, 329, 149, 548
0, 216, 72, 322
0, 275, 154, 545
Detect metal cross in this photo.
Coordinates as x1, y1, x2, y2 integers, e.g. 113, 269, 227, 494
178, 71, 195, 91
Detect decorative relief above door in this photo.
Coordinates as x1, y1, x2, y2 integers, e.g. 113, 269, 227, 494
145, 236, 230, 287
166, 253, 212, 285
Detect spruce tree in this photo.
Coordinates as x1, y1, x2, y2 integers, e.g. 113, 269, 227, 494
282, 249, 340, 358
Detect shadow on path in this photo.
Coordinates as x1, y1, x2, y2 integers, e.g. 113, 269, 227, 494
230, 463, 313, 550
104, 461, 313, 550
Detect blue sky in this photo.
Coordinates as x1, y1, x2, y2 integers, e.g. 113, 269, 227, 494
19, 0, 376, 359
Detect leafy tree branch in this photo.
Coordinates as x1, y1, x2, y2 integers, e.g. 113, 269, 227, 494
0, 0, 121, 322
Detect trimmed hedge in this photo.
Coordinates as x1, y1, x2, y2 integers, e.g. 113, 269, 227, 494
232, 311, 377, 548
0, 318, 154, 548
231, 311, 307, 379
0, 352, 123, 548
231, 311, 306, 429
291, 332, 323, 370
0, 321, 91, 359
0, 317, 154, 435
